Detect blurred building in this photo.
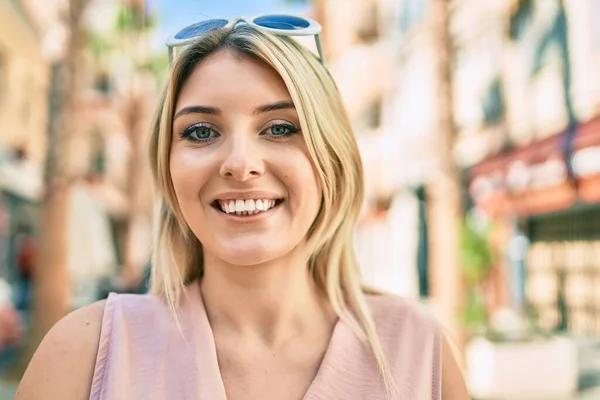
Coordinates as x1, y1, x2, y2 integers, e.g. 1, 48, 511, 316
316, 0, 600, 341
0, 0, 50, 293
384, 0, 600, 339
464, 0, 600, 339
0, 0, 50, 164
312, 0, 423, 299
0, 0, 159, 311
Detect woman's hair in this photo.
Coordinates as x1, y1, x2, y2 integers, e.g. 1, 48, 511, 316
148, 25, 394, 394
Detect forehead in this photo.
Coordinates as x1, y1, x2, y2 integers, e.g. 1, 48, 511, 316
175, 50, 293, 111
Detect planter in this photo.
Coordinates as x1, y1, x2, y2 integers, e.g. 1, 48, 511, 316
465, 336, 578, 399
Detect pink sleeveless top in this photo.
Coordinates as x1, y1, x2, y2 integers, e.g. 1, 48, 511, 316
89, 283, 441, 399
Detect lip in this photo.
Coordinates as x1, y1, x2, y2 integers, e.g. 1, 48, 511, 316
212, 190, 284, 202
211, 200, 282, 223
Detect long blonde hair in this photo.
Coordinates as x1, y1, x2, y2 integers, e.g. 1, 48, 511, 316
148, 25, 394, 394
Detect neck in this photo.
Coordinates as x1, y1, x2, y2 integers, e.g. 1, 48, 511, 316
199, 249, 335, 347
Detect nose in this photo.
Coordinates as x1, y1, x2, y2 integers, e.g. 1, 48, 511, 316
219, 135, 265, 181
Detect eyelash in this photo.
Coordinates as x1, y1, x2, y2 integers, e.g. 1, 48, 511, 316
179, 123, 219, 143
179, 122, 300, 143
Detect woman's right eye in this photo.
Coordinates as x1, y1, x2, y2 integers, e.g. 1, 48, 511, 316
180, 124, 220, 142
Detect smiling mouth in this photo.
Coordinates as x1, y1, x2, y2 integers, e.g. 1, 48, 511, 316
212, 198, 284, 216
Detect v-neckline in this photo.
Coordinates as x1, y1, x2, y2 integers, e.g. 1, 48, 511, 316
184, 282, 345, 400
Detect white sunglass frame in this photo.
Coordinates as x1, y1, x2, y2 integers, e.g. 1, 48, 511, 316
166, 15, 324, 64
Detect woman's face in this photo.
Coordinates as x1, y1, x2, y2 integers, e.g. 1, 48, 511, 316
170, 50, 321, 267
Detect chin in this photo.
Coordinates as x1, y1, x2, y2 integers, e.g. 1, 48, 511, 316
214, 241, 291, 267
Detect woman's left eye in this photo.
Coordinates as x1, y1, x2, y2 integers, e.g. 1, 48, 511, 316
263, 123, 299, 138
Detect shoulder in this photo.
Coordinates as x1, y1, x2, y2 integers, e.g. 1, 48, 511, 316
364, 293, 440, 366
365, 294, 470, 399
15, 300, 107, 400
440, 333, 470, 399
15, 292, 170, 399
365, 293, 439, 335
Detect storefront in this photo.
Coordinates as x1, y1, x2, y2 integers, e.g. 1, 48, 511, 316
468, 116, 600, 337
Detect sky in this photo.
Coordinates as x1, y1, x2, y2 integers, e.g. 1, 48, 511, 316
152, 0, 310, 50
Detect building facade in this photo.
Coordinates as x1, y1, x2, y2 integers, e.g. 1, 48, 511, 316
466, 0, 600, 338
0, 0, 50, 165
312, 0, 426, 299
334, 0, 600, 339
0, 0, 159, 313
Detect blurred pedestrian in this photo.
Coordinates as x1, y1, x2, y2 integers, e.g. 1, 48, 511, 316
0, 279, 22, 353
17, 15, 469, 400
0, 303, 22, 350
14, 225, 37, 311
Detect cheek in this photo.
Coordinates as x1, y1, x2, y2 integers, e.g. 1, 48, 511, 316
278, 151, 321, 212
169, 148, 210, 206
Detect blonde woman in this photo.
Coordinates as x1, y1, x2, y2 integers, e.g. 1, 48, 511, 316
16, 16, 469, 400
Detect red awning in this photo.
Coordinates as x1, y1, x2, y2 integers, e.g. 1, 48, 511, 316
468, 117, 600, 217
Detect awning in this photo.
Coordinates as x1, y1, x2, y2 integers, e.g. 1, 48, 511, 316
468, 117, 600, 217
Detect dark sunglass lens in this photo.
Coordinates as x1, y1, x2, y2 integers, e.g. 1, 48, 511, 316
174, 19, 229, 40
253, 15, 310, 30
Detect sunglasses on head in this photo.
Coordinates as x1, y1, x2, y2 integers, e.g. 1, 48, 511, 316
166, 15, 325, 65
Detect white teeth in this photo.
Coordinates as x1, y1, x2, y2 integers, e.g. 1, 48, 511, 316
218, 198, 279, 215
235, 200, 245, 212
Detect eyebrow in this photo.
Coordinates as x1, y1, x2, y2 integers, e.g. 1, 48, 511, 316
252, 101, 295, 115
174, 106, 220, 119
173, 101, 296, 120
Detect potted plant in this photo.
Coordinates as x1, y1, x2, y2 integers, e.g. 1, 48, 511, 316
459, 211, 493, 338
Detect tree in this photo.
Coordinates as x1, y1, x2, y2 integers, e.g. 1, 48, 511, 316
115, 0, 158, 290
427, 0, 465, 345
84, 0, 160, 292
31, 0, 92, 350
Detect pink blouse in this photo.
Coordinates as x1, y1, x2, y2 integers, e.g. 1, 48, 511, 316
90, 282, 441, 399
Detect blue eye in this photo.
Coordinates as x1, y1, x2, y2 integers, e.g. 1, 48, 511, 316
264, 123, 298, 138
181, 124, 220, 142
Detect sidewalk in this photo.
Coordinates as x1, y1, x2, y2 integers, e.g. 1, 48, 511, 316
573, 387, 600, 399
571, 339, 600, 399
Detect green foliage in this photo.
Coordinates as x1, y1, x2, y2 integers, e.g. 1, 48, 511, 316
86, 30, 112, 62
459, 213, 494, 335
460, 216, 493, 284
84, 1, 164, 91
115, 3, 155, 34
461, 288, 488, 334
139, 53, 169, 84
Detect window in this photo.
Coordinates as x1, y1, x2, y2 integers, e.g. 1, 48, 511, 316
363, 98, 383, 130
357, 2, 380, 43
508, 0, 534, 41
398, 0, 427, 35
481, 77, 505, 126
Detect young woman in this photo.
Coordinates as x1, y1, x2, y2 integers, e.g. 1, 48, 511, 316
16, 16, 469, 400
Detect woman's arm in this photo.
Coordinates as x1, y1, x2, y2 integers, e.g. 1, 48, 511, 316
441, 334, 471, 399
15, 300, 106, 400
